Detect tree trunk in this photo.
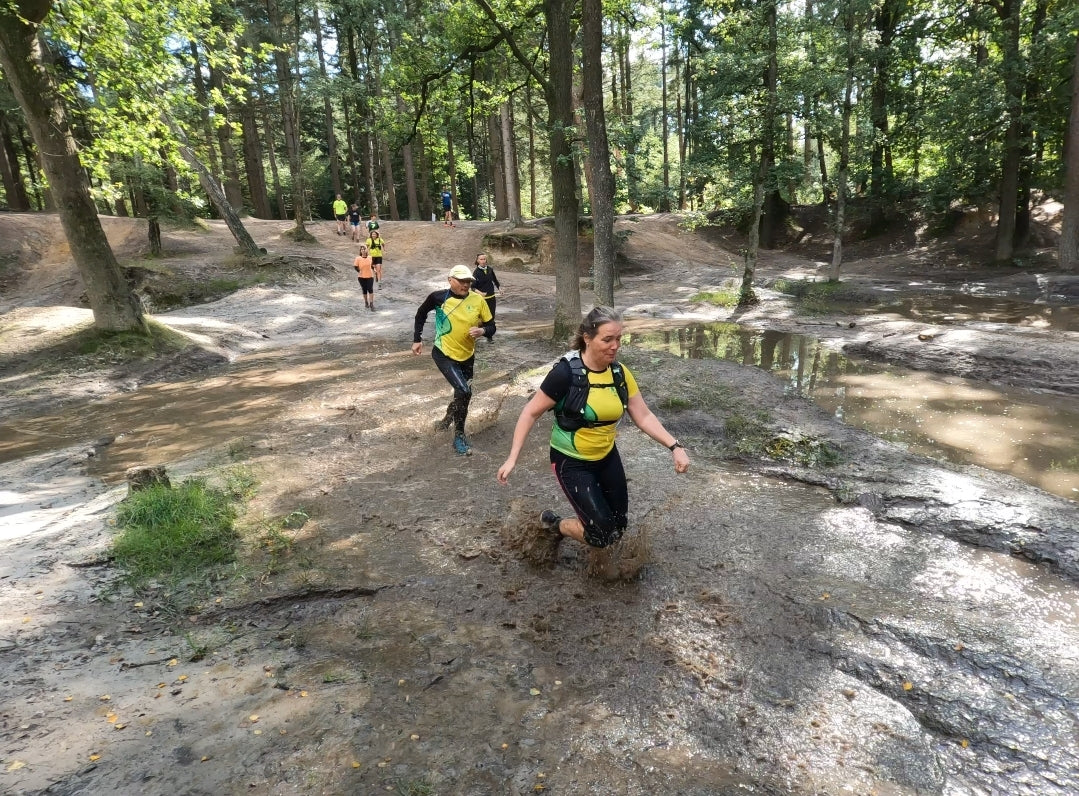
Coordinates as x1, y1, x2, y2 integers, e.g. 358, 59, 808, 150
659, 12, 671, 213
489, 113, 507, 220
169, 120, 263, 258
758, 0, 787, 249
583, 0, 617, 306
993, 0, 1023, 263
312, 2, 341, 198
501, 100, 522, 226
526, 80, 537, 218
240, 76, 272, 218
188, 42, 221, 178
447, 133, 459, 219
829, 0, 860, 282
398, 95, 420, 219
1061, 32, 1079, 272
868, 0, 898, 234
208, 63, 246, 213
0, 0, 146, 332
1015, 0, 1049, 250
545, 0, 582, 338
0, 111, 30, 210
267, 0, 312, 238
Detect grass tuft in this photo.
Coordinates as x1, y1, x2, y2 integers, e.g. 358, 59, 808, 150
112, 479, 240, 587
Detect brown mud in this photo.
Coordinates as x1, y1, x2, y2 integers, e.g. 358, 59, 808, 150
1, 211, 1077, 795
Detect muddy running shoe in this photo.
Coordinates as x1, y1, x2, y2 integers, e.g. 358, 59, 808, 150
540, 510, 562, 535
538, 510, 564, 561
453, 434, 472, 456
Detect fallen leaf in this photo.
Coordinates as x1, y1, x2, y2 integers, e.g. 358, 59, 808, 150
22, 617, 30, 623
300, 691, 308, 698
106, 712, 118, 723
351, 761, 361, 768
63, 695, 73, 702
201, 756, 209, 762
114, 724, 126, 730
253, 729, 262, 735
89, 754, 101, 762
6, 761, 26, 772
501, 743, 508, 750
134, 602, 144, 608
157, 683, 167, 689
410, 734, 420, 741
177, 675, 188, 683
903, 682, 913, 691
529, 688, 541, 696
99, 695, 111, 702
249, 714, 259, 722
961, 739, 969, 748
819, 593, 831, 600
955, 642, 965, 651
167, 659, 178, 667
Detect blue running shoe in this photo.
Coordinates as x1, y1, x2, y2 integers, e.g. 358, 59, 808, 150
453, 434, 472, 456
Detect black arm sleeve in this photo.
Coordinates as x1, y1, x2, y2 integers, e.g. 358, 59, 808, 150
413, 291, 444, 342
482, 318, 496, 340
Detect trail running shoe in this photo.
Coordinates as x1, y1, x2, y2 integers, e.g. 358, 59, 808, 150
453, 435, 472, 456
540, 510, 562, 534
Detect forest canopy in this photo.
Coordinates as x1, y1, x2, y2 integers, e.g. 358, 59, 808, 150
0, 0, 1075, 249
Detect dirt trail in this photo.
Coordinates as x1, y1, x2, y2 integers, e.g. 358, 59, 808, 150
1, 212, 1077, 795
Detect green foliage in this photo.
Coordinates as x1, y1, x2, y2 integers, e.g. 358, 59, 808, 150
725, 412, 839, 467
689, 289, 739, 308
772, 278, 853, 314
112, 479, 241, 587
72, 318, 189, 361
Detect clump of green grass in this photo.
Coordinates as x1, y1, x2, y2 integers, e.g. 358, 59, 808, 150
74, 318, 190, 360
689, 288, 739, 308
395, 779, 435, 796
724, 412, 840, 467
112, 479, 240, 587
773, 278, 855, 315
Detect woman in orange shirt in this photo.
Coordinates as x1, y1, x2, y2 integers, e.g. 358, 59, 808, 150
353, 244, 376, 311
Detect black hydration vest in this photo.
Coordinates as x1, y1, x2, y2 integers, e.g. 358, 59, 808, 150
553, 351, 629, 432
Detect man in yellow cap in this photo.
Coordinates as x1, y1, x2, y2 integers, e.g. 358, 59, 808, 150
412, 265, 496, 455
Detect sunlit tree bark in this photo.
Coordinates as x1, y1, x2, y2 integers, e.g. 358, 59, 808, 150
0, 0, 146, 332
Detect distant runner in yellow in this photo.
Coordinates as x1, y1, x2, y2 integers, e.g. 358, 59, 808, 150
332, 194, 348, 236
412, 265, 495, 456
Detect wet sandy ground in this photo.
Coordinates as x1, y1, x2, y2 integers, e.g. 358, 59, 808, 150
2, 215, 1078, 794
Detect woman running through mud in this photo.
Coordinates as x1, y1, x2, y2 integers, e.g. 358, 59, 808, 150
496, 306, 690, 551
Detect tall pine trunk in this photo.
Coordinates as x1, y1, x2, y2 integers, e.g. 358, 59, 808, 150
1061, 32, 1079, 272
0, 0, 145, 332
583, 0, 617, 305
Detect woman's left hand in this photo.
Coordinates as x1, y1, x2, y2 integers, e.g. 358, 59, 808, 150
672, 447, 690, 474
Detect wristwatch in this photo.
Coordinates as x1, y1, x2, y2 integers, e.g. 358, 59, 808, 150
668, 440, 684, 451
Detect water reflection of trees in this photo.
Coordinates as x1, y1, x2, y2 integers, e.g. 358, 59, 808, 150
628, 324, 856, 397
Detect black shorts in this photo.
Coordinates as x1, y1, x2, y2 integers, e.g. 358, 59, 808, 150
549, 446, 628, 548
372, 256, 383, 265
358, 276, 374, 294
335, 214, 347, 222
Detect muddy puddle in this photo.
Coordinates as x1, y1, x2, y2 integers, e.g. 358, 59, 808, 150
0, 341, 399, 483
831, 293, 1076, 331
626, 323, 1079, 500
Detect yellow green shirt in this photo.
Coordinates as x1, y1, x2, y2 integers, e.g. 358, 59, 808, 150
542, 360, 639, 460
